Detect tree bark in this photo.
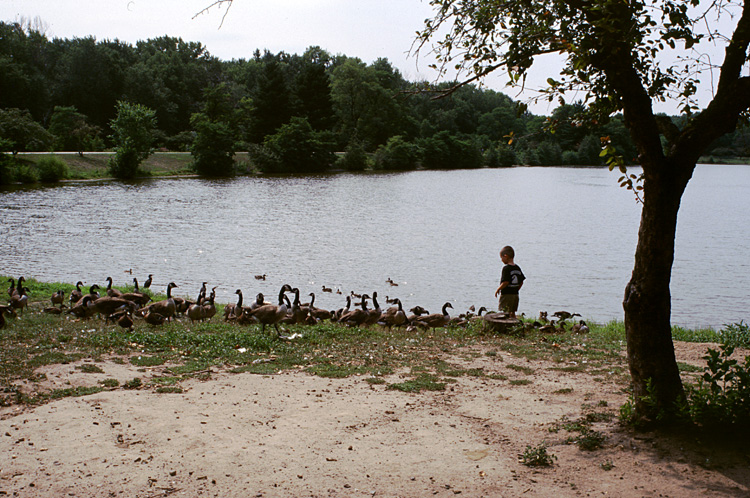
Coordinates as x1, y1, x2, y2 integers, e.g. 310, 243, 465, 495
623, 161, 694, 420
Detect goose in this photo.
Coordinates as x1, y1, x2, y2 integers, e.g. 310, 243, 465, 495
571, 320, 590, 334
70, 281, 84, 304
307, 292, 332, 321
9, 287, 29, 314
76, 284, 101, 304
364, 292, 382, 326
333, 295, 351, 321
246, 284, 293, 335
202, 288, 217, 320
284, 287, 308, 324
469, 307, 488, 323
224, 289, 243, 320
553, 311, 581, 322
67, 295, 96, 319
406, 305, 429, 324
119, 278, 151, 307
414, 302, 453, 330
51, 290, 66, 308
339, 294, 370, 327
197, 282, 208, 305
7, 278, 16, 298
248, 292, 266, 311
140, 282, 178, 322
188, 287, 216, 322
143, 274, 153, 289
93, 296, 137, 317
378, 298, 407, 330
105, 276, 123, 297
0, 305, 17, 327
14, 277, 25, 298
144, 310, 166, 326
117, 311, 134, 330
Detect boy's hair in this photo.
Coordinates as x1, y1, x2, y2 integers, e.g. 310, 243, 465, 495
500, 245, 515, 258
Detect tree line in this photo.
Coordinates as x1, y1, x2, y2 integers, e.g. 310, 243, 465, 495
0, 20, 744, 181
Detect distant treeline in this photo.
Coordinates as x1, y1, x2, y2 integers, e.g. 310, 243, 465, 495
1, 20, 748, 176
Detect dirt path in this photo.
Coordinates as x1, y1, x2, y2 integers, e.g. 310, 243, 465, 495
1, 342, 748, 497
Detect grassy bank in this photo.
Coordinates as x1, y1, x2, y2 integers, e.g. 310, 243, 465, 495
2, 276, 739, 409
15, 152, 253, 180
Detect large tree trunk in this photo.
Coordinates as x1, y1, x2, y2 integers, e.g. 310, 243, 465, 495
623, 161, 694, 421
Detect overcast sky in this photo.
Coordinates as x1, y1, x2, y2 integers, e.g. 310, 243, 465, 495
1, 0, 729, 116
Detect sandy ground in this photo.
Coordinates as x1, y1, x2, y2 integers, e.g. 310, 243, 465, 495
1, 342, 748, 498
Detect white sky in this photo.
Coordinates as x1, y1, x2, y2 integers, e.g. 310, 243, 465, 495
1, 0, 731, 116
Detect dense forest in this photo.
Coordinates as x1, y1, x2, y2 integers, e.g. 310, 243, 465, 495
1, 20, 747, 180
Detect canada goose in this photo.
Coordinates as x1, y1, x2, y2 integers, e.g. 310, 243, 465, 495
364, 292, 382, 326
379, 298, 407, 330
339, 294, 370, 327
414, 302, 453, 330
7, 278, 16, 298
51, 290, 66, 308
143, 274, 153, 289
43, 306, 64, 315
406, 305, 429, 324
201, 288, 217, 321
105, 277, 123, 297
9, 287, 29, 314
307, 292, 332, 321
248, 292, 266, 311
117, 311, 134, 330
246, 284, 293, 335
255, 274, 267, 281
469, 307, 488, 322
385, 296, 398, 305
140, 282, 178, 322
79, 284, 101, 304
333, 295, 351, 321
287, 288, 310, 324
144, 310, 166, 326
553, 311, 580, 322
119, 278, 151, 307
93, 296, 137, 317
14, 277, 25, 298
224, 289, 243, 320
70, 281, 84, 304
67, 295, 96, 319
571, 320, 589, 334
0, 305, 17, 328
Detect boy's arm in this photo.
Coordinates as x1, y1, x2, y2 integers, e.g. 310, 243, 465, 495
494, 281, 507, 297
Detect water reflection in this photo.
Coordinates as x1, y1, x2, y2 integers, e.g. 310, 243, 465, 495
1, 165, 749, 328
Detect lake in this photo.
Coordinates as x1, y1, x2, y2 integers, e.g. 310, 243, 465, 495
1, 165, 748, 329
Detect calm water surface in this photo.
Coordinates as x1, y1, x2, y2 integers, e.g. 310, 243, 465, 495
1, 165, 748, 328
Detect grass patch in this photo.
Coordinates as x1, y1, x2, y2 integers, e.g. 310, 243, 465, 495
678, 362, 702, 373
130, 355, 166, 367
77, 364, 105, 374
100, 378, 119, 388
155, 386, 184, 394
387, 373, 446, 393
519, 444, 556, 467
506, 364, 534, 375
509, 379, 532, 386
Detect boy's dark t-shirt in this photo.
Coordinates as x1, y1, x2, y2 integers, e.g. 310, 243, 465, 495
500, 264, 525, 295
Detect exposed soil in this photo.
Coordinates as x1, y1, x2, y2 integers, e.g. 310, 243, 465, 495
1, 342, 748, 498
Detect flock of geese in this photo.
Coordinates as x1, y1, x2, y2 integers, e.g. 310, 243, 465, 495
2, 275, 588, 337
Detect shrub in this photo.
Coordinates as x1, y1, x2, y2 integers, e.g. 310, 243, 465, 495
374, 135, 420, 170
718, 320, 750, 348
337, 140, 370, 171
36, 156, 69, 182
519, 444, 556, 467
13, 163, 39, 183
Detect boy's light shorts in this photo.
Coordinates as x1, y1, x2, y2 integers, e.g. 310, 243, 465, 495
499, 294, 519, 313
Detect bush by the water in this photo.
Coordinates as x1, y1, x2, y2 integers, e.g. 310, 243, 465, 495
36, 156, 69, 182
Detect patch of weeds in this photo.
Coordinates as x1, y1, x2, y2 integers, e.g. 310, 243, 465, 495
387, 374, 446, 393
718, 320, 750, 348
506, 364, 534, 375
123, 378, 142, 390
306, 363, 368, 378
585, 411, 613, 423
365, 377, 386, 385
570, 428, 607, 451
49, 386, 104, 400
130, 355, 166, 367
100, 378, 119, 388
487, 373, 508, 380
519, 444, 556, 467
553, 388, 574, 394
111, 357, 126, 365
155, 386, 183, 394
550, 365, 587, 373
509, 379, 532, 386
77, 364, 104, 374
600, 460, 615, 471
485, 351, 499, 358
231, 363, 279, 375
678, 362, 702, 373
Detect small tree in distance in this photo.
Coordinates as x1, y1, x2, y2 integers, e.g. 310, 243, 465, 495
108, 101, 156, 179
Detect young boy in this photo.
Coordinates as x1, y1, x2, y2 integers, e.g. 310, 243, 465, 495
494, 245, 525, 319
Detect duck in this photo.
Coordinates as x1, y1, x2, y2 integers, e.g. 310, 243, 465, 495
139, 282, 178, 322
414, 302, 453, 330
245, 284, 293, 335
105, 276, 123, 297
378, 298, 407, 330
70, 281, 84, 304
254, 274, 267, 281
224, 289, 243, 320
321, 285, 332, 293
386, 277, 398, 287
143, 274, 153, 289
